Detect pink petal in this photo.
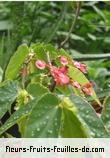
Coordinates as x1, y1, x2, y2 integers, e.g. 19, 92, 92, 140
58, 73, 70, 85
35, 60, 46, 70
73, 61, 81, 69
60, 56, 68, 65
72, 81, 81, 89
59, 66, 68, 75
73, 61, 87, 73
82, 87, 93, 95
80, 64, 87, 73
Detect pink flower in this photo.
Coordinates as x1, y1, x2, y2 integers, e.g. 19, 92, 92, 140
72, 81, 81, 89
79, 63, 87, 73
83, 82, 92, 88
73, 61, 81, 69
59, 66, 68, 75
35, 60, 46, 70
82, 87, 92, 95
50, 66, 69, 85
60, 56, 68, 65
82, 82, 93, 95
55, 73, 70, 85
73, 61, 87, 73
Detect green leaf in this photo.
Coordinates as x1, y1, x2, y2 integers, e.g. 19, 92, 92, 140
56, 86, 72, 96
59, 48, 72, 58
68, 65, 100, 104
24, 93, 62, 138
57, 31, 86, 42
101, 95, 110, 132
69, 95, 109, 138
27, 83, 49, 99
0, 20, 12, 31
68, 66, 89, 85
5, 44, 29, 80
61, 98, 90, 138
0, 83, 49, 136
19, 83, 49, 136
31, 43, 57, 62
0, 99, 35, 136
0, 81, 18, 119
5, 133, 15, 138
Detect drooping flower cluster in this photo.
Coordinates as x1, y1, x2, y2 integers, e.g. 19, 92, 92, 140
35, 56, 92, 95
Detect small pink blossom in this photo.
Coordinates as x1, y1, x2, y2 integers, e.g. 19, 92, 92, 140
79, 63, 87, 73
35, 60, 46, 70
60, 56, 68, 65
73, 61, 81, 69
59, 66, 68, 75
73, 61, 87, 73
55, 73, 70, 85
82, 87, 92, 95
72, 81, 81, 89
49, 66, 69, 85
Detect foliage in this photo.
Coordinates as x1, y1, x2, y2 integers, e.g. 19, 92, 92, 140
0, 1, 110, 138
0, 1, 110, 91
0, 43, 109, 138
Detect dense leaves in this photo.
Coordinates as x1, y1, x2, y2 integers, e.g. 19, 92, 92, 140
24, 94, 62, 137
0, 81, 18, 119
70, 95, 109, 137
5, 44, 29, 80
0, 42, 110, 138
61, 98, 90, 138
101, 95, 110, 133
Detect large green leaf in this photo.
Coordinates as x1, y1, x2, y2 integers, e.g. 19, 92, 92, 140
101, 95, 110, 132
0, 81, 18, 119
0, 99, 35, 135
5, 44, 29, 80
27, 83, 49, 99
19, 83, 49, 136
61, 98, 90, 138
24, 93, 62, 138
69, 95, 109, 138
68, 65, 100, 104
0, 84, 49, 136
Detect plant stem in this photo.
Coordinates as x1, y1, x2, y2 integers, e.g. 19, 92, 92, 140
46, 51, 52, 65
60, 2, 81, 47
45, 2, 67, 43
46, 52, 56, 92
49, 80, 56, 92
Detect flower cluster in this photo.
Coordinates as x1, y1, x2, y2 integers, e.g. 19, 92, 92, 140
35, 56, 92, 95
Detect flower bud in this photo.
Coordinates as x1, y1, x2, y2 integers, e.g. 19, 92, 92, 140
35, 60, 46, 70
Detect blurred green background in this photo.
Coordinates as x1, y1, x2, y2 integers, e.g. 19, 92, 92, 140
0, 1, 110, 94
